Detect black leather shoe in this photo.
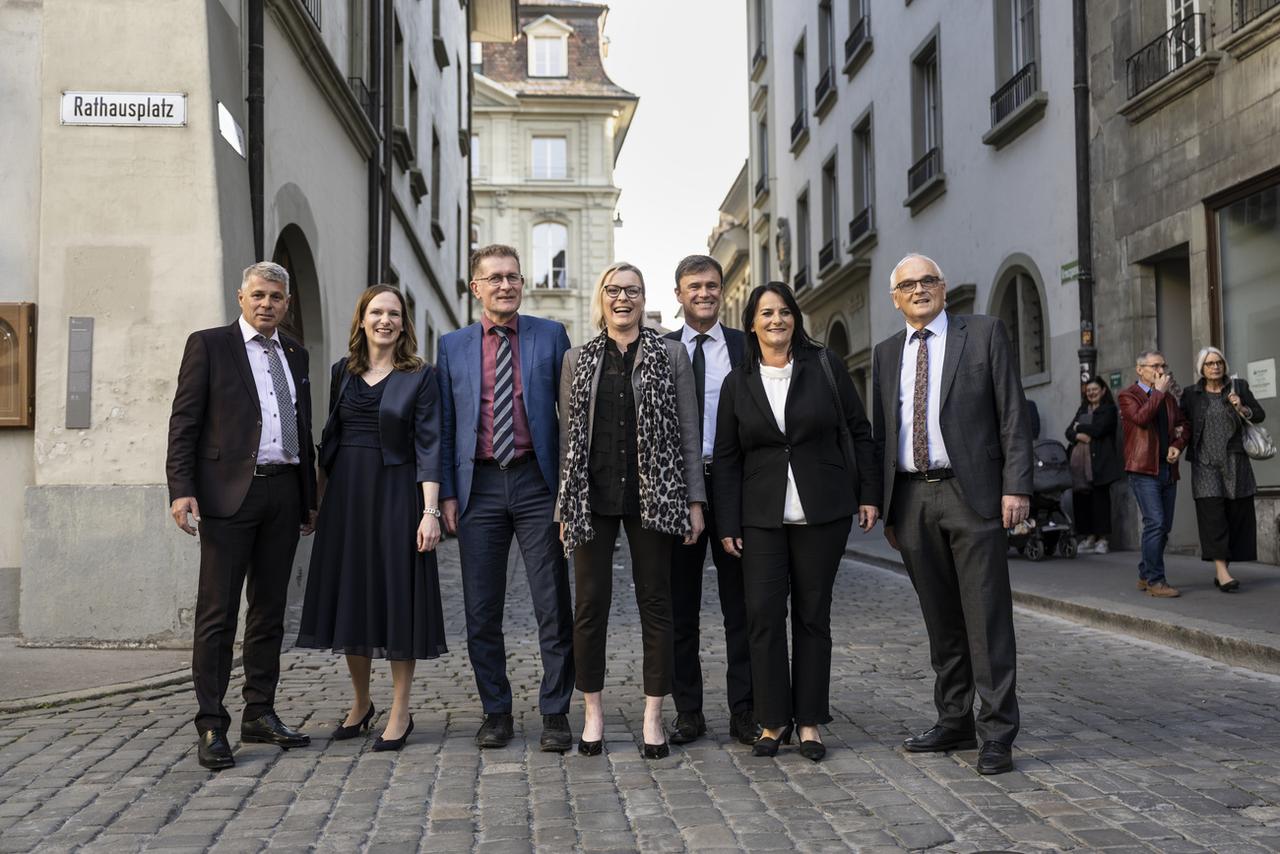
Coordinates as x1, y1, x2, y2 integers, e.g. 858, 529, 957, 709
241, 711, 311, 749
640, 740, 670, 759
977, 741, 1014, 775
798, 739, 827, 762
332, 702, 376, 741
669, 711, 706, 745
729, 710, 762, 745
372, 715, 414, 752
903, 724, 977, 753
577, 738, 603, 756
540, 714, 572, 753
197, 729, 234, 770
475, 713, 514, 748
752, 724, 793, 757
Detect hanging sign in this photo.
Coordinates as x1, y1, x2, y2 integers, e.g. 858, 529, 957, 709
60, 91, 187, 127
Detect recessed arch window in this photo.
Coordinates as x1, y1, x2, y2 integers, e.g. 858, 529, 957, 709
993, 266, 1046, 379
532, 222, 568, 289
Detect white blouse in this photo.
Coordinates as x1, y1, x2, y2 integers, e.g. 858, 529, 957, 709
759, 361, 806, 524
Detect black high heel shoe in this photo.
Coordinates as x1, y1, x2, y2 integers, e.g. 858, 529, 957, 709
641, 740, 669, 759
1214, 578, 1241, 592
752, 724, 793, 757
578, 738, 603, 756
372, 715, 414, 752
798, 738, 826, 762
332, 702, 376, 741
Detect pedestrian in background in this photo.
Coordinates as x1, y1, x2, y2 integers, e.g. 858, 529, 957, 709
1065, 376, 1123, 554
1118, 351, 1190, 598
557, 262, 706, 759
1180, 346, 1266, 592
713, 282, 878, 763
296, 285, 446, 752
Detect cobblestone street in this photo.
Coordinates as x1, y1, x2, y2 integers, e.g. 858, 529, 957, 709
2, 539, 1280, 853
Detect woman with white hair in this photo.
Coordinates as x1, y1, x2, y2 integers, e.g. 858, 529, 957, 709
1179, 346, 1265, 591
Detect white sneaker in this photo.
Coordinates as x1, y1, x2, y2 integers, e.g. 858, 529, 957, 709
1078, 536, 1097, 554
1094, 539, 1109, 554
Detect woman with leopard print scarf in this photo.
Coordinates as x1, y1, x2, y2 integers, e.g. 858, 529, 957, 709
555, 262, 706, 759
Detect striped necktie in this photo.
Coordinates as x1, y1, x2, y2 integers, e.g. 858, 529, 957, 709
491, 326, 515, 465
254, 334, 299, 459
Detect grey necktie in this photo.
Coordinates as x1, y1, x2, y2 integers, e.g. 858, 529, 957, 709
255, 334, 299, 459
491, 326, 515, 466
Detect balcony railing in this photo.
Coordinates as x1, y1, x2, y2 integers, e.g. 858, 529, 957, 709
790, 110, 808, 144
814, 68, 834, 106
990, 61, 1038, 127
1234, 0, 1280, 29
348, 77, 375, 126
848, 205, 873, 244
818, 239, 836, 271
845, 15, 869, 63
1126, 13, 1206, 99
752, 41, 767, 69
754, 172, 768, 198
301, 0, 322, 29
794, 265, 809, 290
908, 147, 942, 195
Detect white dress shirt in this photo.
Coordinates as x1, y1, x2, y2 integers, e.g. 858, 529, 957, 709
239, 315, 300, 465
680, 321, 732, 460
759, 361, 806, 524
896, 312, 952, 472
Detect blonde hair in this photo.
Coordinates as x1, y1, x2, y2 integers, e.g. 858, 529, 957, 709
590, 262, 646, 331
1195, 346, 1229, 378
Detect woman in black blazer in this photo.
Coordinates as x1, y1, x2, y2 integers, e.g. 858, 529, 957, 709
712, 282, 878, 761
297, 285, 447, 751
1065, 376, 1123, 554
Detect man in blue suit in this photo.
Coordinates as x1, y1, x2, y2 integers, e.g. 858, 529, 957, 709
437, 244, 575, 752
664, 255, 758, 746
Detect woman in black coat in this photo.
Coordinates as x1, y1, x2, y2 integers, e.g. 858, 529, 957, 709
1180, 346, 1266, 592
1065, 376, 1124, 554
297, 285, 447, 751
712, 282, 878, 762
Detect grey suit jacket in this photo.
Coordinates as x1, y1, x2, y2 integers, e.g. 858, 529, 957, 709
555, 335, 707, 520
871, 313, 1033, 521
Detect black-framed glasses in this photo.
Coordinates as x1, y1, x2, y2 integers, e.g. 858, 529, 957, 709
893, 275, 944, 293
1203, 359, 1226, 367
603, 285, 643, 299
479, 273, 524, 286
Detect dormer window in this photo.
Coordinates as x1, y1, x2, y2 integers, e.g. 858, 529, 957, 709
524, 15, 573, 77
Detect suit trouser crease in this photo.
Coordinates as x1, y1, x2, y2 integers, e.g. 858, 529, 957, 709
573, 514, 674, 696
457, 463, 574, 715
193, 472, 301, 733
670, 491, 753, 715
741, 517, 851, 729
892, 477, 1020, 745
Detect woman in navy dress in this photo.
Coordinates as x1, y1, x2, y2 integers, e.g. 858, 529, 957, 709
297, 285, 447, 750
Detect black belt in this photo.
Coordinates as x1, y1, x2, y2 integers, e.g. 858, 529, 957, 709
900, 468, 954, 482
253, 463, 298, 477
476, 454, 534, 471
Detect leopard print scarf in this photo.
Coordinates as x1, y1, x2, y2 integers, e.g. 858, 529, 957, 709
559, 326, 689, 555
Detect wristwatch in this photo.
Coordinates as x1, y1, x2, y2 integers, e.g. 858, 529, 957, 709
422, 506, 442, 518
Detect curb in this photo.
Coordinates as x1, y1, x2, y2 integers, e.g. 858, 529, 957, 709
0, 666, 195, 716
845, 546, 1280, 677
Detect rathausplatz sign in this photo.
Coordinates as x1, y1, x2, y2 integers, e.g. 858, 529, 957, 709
60, 91, 187, 127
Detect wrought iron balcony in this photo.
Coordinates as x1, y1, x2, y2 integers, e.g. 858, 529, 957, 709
990, 61, 1038, 127
818, 239, 836, 271
790, 110, 808, 145
348, 77, 375, 126
794, 265, 809, 290
907, 147, 942, 195
845, 16, 869, 63
848, 206, 873, 245
1126, 13, 1206, 99
1234, 0, 1280, 29
814, 68, 834, 108
301, 0, 322, 29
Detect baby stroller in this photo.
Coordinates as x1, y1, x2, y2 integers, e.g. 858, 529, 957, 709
1008, 438, 1077, 561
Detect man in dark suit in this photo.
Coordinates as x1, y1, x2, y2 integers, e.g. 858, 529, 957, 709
871, 253, 1033, 776
663, 255, 759, 746
167, 262, 318, 770
437, 244, 575, 752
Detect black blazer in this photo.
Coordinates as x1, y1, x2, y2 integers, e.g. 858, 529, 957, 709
712, 347, 875, 535
1179, 378, 1266, 464
166, 322, 317, 519
318, 358, 442, 484
1065, 402, 1123, 486
662, 324, 748, 370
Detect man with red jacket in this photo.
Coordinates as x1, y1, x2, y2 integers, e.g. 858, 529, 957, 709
1117, 351, 1190, 598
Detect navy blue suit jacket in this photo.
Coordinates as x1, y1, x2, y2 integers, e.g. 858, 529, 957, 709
437, 314, 571, 515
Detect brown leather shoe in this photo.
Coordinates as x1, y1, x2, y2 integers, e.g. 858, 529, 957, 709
1136, 578, 1148, 591
1147, 582, 1181, 598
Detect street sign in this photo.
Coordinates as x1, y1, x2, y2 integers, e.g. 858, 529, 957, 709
60, 91, 187, 127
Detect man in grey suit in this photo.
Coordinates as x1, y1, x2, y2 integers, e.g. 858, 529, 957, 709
871, 253, 1033, 775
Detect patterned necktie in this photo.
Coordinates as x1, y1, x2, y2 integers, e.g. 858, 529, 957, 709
491, 326, 515, 465
255, 334, 299, 459
693, 333, 709, 437
911, 328, 933, 472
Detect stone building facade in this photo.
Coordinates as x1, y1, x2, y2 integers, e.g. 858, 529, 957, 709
0, 0, 510, 642
708, 162, 752, 331
1089, 0, 1280, 562
470, 0, 637, 345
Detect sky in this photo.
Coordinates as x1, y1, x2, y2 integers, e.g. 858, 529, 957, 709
597, 0, 749, 326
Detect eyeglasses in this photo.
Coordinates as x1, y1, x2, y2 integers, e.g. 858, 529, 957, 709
1140, 362, 1168, 370
603, 285, 643, 299
1203, 359, 1225, 367
893, 275, 944, 293
478, 273, 524, 286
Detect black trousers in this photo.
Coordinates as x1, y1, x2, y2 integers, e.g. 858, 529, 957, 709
891, 476, 1020, 745
1073, 483, 1113, 537
573, 514, 674, 696
193, 470, 302, 733
1195, 495, 1258, 562
741, 516, 852, 729
670, 483, 753, 715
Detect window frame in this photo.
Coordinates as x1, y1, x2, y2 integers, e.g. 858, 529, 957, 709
532, 221, 570, 289
531, 136, 568, 180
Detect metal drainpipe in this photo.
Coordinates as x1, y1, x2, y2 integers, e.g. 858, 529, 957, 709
368, 0, 382, 285
1073, 0, 1097, 385
380, 0, 393, 282
248, 0, 264, 261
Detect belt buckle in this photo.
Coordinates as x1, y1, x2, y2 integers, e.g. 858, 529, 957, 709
253, 466, 266, 478
924, 469, 942, 484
